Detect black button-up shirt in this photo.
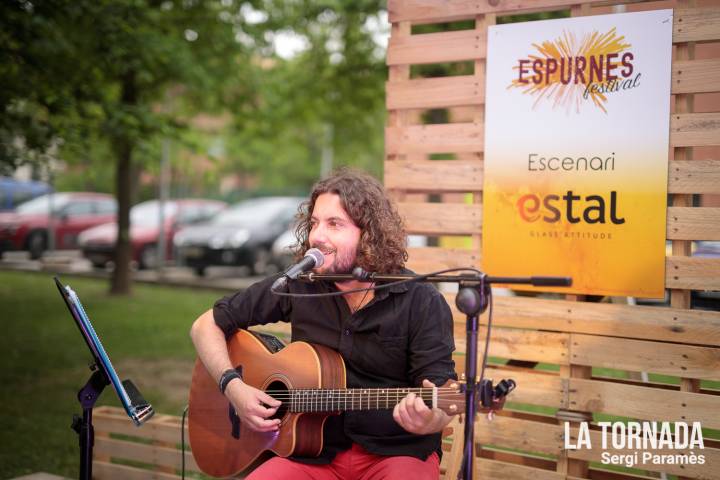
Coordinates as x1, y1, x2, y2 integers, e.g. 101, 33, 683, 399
213, 271, 457, 463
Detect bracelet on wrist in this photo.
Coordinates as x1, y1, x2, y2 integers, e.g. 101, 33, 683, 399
219, 368, 242, 394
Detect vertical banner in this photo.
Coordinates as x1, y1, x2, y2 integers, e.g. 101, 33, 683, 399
482, 10, 673, 298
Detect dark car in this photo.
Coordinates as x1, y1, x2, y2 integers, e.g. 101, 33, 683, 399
78, 198, 227, 269
174, 196, 304, 276
0, 192, 117, 259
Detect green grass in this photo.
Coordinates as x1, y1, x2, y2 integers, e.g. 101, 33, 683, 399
0, 270, 222, 479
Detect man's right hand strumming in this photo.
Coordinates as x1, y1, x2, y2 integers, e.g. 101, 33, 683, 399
190, 308, 281, 433
225, 380, 281, 432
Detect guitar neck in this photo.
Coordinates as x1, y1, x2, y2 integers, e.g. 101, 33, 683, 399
275, 387, 464, 415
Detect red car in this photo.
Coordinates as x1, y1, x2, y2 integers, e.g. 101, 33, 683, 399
0, 192, 117, 259
79, 198, 227, 269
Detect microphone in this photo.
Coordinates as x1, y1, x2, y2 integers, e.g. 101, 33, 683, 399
271, 248, 324, 291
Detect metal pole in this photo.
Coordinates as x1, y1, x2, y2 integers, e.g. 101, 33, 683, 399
47, 165, 55, 253
157, 138, 170, 275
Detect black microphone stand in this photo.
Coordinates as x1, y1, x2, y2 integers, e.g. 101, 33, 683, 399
72, 364, 110, 480
298, 269, 571, 480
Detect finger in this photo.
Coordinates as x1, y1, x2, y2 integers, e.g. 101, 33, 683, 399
250, 416, 281, 432
259, 392, 282, 407
251, 403, 278, 418
413, 395, 432, 417
392, 404, 403, 426
397, 398, 417, 430
422, 379, 435, 388
404, 392, 418, 416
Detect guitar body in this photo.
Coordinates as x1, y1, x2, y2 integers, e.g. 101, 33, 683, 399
188, 329, 346, 477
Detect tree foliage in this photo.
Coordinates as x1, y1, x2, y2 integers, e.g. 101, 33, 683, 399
1, 0, 389, 292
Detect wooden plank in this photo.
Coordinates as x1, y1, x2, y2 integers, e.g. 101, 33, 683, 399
480, 449, 557, 473
440, 418, 464, 480
475, 414, 563, 456
95, 437, 199, 473
388, 2, 720, 44
94, 410, 185, 445
397, 201, 482, 235
455, 364, 567, 408
386, 75, 484, 109
672, 59, 720, 94
669, 160, 720, 194
671, 13, 695, 320
577, 471, 656, 480
666, 256, 720, 290
385, 159, 483, 192
569, 377, 720, 430
570, 333, 720, 380
445, 295, 720, 347
387, 29, 484, 66
674, 7, 720, 43
475, 455, 563, 480
667, 207, 720, 240
567, 428, 720, 479
386, 123, 484, 155
406, 246, 480, 272
670, 112, 720, 147
455, 326, 570, 364
388, 0, 650, 23
93, 461, 180, 480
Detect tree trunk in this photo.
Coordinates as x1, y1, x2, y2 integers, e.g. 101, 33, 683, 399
110, 71, 137, 295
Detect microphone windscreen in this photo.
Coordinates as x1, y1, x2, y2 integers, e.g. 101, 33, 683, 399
305, 248, 325, 268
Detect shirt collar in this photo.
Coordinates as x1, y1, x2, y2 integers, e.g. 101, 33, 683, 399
371, 268, 411, 300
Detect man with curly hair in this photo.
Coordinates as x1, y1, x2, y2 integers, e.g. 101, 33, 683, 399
190, 168, 457, 479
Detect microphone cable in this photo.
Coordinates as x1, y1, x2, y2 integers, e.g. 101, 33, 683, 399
181, 404, 189, 480
270, 266, 486, 298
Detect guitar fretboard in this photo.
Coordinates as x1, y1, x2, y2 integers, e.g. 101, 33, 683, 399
281, 388, 435, 413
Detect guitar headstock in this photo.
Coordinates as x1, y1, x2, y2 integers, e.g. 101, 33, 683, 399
435, 377, 516, 416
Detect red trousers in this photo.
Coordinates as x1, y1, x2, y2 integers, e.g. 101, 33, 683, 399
245, 443, 440, 480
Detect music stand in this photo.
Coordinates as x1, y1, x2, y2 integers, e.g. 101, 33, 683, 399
54, 277, 154, 480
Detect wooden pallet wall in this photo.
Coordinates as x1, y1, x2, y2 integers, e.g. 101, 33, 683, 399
385, 1, 720, 479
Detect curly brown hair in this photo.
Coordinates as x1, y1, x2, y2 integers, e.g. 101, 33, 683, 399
293, 168, 408, 274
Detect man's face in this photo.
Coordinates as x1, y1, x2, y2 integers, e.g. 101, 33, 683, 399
308, 193, 361, 275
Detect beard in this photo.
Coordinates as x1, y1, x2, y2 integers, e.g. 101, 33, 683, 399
312, 242, 356, 275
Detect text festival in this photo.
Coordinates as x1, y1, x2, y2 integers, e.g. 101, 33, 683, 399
516, 52, 641, 99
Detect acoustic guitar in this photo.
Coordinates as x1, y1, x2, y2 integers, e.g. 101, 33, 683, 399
188, 329, 465, 477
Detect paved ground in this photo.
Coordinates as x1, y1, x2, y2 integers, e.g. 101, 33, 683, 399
0, 250, 260, 292
9, 473, 70, 480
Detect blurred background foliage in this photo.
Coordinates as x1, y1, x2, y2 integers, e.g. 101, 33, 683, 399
1, 0, 387, 194
1, 0, 388, 292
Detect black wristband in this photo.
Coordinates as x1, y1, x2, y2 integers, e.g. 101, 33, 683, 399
219, 368, 242, 394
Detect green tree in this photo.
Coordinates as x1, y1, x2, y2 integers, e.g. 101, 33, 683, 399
1, 0, 261, 293
2, 0, 389, 293
224, 0, 388, 188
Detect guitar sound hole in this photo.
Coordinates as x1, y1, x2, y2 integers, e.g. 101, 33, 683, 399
265, 380, 288, 420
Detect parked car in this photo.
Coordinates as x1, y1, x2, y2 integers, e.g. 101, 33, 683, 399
0, 192, 117, 259
0, 177, 52, 211
78, 198, 227, 269
174, 196, 304, 276
271, 229, 297, 271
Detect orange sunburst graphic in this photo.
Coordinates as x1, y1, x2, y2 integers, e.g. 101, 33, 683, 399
509, 28, 632, 114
